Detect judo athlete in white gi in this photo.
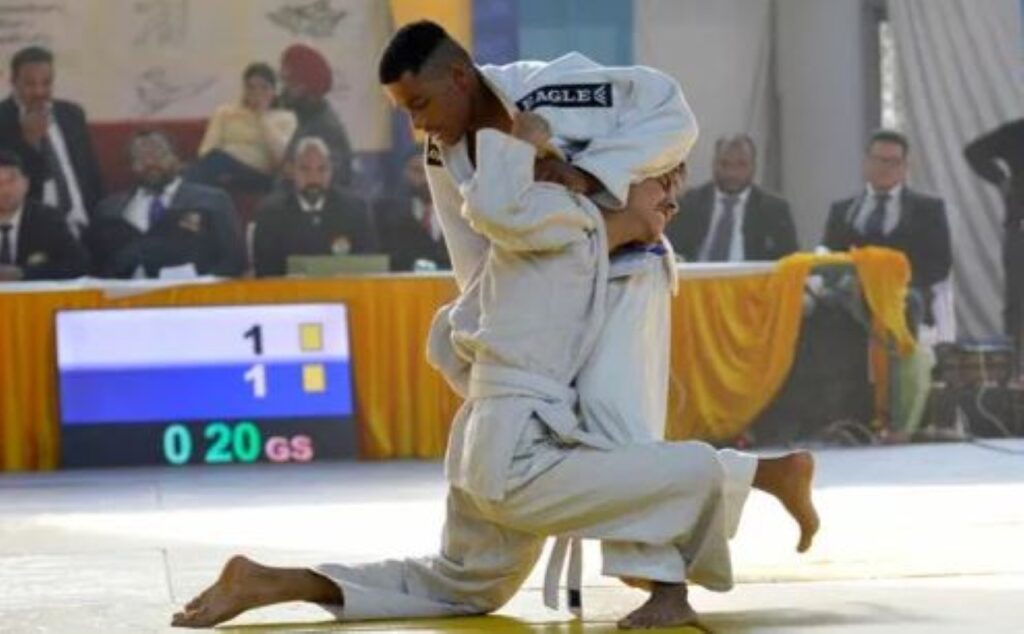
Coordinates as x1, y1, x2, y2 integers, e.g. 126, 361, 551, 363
172, 21, 818, 631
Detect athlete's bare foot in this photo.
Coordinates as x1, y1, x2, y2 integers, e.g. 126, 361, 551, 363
753, 451, 820, 553
617, 582, 701, 630
171, 555, 341, 628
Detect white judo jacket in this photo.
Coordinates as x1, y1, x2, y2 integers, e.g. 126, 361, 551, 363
423, 53, 700, 612
425, 52, 698, 293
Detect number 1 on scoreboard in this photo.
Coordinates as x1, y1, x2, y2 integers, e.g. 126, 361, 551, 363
244, 324, 263, 355
244, 364, 267, 398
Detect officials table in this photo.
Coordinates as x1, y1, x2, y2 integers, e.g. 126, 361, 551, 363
0, 251, 914, 471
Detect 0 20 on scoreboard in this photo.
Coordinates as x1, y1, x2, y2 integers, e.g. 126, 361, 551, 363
56, 304, 357, 467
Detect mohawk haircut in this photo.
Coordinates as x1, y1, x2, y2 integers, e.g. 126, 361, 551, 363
378, 20, 470, 84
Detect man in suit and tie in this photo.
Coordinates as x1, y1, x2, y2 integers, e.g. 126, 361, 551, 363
0, 149, 88, 281
375, 148, 450, 271
666, 134, 798, 262
85, 129, 245, 279
252, 136, 376, 277
821, 129, 952, 325
0, 46, 103, 236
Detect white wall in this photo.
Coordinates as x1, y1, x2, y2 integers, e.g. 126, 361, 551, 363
635, 0, 778, 192
775, 0, 875, 248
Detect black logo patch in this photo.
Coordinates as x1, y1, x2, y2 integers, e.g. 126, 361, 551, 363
425, 137, 443, 166
516, 83, 613, 111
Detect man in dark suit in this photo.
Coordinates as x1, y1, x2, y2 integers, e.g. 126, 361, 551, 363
666, 134, 797, 262
821, 130, 952, 322
964, 119, 1024, 348
0, 150, 87, 281
375, 148, 449, 271
0, 46, 103, 234
252, 136, 376, 277
85, 130, 245, 278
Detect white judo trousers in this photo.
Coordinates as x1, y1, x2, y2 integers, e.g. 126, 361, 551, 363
312, 54, 758, 621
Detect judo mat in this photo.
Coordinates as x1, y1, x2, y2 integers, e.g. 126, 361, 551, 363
1, 441, 1022, 633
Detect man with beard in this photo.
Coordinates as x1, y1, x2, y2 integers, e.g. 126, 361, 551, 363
85, 129, 245, 279
279, 44, 355, 189
251, 136, 376, 277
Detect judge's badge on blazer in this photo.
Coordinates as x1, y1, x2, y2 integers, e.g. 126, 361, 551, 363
425, 138, 443, 167
516, 83, 613, 111
178, 211, 202, 233
26, 252, 48, 266
331, 236, 352, 255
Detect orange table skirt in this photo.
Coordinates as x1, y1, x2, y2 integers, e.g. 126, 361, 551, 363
1, 253, 909, 471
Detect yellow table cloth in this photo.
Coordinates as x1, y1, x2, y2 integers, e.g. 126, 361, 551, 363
0, 250, 911, 471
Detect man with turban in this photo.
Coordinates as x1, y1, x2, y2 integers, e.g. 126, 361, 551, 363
279, 44, 354, 188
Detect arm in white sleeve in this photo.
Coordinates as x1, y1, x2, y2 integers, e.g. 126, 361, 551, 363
459, 129, 596, 253
424, 152, 489, 292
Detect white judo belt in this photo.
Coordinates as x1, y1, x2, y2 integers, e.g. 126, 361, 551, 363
468, 364, 613, 616
544, 536, 584, 615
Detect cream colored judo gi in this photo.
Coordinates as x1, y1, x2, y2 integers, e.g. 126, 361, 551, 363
312, 53, 758, 621
469, 51, 758, 603
315, 125, 751, 621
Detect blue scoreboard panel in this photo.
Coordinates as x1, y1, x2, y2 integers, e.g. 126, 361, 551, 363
57, 304, 357, 467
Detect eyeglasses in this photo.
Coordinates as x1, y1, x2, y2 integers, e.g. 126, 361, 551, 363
867, 155, 904, 168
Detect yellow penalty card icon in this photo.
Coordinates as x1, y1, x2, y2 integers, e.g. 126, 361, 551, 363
302, 364, 326, 393
300, 323, 324, 352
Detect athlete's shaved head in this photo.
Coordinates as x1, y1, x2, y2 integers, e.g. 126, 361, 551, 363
378, 21, 481, 146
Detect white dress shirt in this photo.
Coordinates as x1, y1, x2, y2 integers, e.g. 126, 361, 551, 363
854, 183, 903, 236
43, 118, 88, 229
411, 197, 442, 241
0, 206, 24, 264
123, 177, 183, 233
297, 193, 326, 213
17, 100, 88, 230
699, 187, 751, 262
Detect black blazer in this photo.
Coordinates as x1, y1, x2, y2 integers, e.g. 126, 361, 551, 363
374, 196, 450, 272
86, 180, 245, 278
252, 186, 377, 277
7, 200, 88, 280
666, 182, 799, 261
0, 97, 104, 215
822, 186, 952, 289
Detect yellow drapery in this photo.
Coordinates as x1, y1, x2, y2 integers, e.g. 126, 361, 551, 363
666, 248, 915, 441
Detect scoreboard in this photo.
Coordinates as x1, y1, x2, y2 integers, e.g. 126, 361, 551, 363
57, 304, 357, 467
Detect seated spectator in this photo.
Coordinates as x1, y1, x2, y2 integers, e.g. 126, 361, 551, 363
85, 129, 245, 279
0, 45, 103, 235
184, 63, 297, 194
0, 149, 88, 281
279, 44, 354, 189
252, 136, 375, 277
375, 147, 449, 271
666, 134, 798, 262
821, 129, 952, 326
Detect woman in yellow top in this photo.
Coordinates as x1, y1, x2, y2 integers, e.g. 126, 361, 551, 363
185, 63, 297, 193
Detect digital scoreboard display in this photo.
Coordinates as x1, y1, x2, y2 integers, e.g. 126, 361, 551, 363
57, 304, 357, 467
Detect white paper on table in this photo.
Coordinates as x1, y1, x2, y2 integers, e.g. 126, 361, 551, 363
158, 263, 198, 280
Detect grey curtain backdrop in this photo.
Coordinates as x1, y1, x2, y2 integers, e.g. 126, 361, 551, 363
889, 0, 1023, 338
634, 0, 780, 197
